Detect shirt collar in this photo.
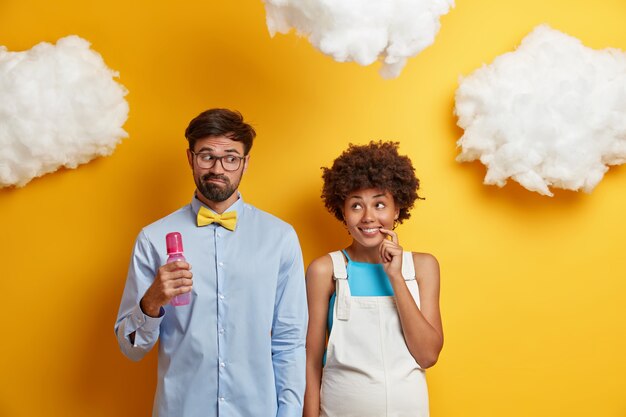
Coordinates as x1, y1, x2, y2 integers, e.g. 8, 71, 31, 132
191, 192, 244, 217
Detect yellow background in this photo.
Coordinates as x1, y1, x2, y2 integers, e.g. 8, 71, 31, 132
1, 1, 625, 416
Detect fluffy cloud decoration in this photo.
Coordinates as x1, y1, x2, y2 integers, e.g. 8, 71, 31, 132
0, 35, 129, 188
263, 0, 454, 79
455, 25, 626, 196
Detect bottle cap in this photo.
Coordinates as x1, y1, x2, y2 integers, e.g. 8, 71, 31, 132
166, 232, 184, 254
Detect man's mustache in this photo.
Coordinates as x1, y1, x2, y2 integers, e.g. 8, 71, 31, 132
202, 173, 230, 183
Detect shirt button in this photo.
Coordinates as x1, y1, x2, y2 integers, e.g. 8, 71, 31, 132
219, 328, 225, 334
218, 294, 225, 300
220, 362, 225, 367
219, 397, 225, 402
218, 261, 224, 267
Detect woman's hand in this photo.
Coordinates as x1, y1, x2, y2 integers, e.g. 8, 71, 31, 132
379, 231, 444, 368
379, 228, 403, 280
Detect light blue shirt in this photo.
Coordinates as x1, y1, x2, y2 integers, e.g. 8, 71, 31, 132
115, 195, 307, 417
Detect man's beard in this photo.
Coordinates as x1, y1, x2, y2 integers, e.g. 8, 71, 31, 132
196, 173, 240, 202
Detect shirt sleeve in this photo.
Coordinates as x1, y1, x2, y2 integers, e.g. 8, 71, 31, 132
271, 227, 308, 417
114, 230, 164, 362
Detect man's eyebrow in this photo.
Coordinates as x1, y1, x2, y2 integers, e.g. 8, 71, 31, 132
196, 147, 242, 155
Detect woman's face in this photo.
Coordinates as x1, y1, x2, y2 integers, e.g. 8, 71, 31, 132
343, 188, 399, 248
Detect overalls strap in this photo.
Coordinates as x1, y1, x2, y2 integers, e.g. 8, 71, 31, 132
402, 251, 421, 308
402, 251, 416, 281
329, 251, 351, 321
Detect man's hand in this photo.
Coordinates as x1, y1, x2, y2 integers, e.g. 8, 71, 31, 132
140, 261, 193, 317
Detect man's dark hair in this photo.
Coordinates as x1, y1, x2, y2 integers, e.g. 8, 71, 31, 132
185, 108, 256, 154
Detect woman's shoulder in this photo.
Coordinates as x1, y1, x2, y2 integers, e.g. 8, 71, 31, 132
410, 252, 440, 281
307, 253, 335, 277
306, 253, 337, 294
411, 251, 439, 265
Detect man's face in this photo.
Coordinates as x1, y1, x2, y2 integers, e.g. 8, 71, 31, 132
187, 135, 249, 205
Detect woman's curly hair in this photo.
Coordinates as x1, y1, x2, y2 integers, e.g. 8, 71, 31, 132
321, 141, 422, 224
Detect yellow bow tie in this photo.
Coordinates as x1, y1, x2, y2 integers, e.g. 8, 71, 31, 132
197, 206, 238, 231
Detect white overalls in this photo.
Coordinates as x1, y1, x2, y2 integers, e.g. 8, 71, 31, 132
320, 251, 429, 417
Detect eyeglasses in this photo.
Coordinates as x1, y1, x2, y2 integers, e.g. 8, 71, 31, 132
190, 151, 245, 171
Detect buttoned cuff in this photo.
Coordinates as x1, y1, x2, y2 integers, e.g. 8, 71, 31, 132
125, 304, 164, 346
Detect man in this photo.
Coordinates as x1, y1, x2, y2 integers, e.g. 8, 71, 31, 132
115, 108, 307, 417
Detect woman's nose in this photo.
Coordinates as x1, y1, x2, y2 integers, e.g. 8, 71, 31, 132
361, 207, 374, 222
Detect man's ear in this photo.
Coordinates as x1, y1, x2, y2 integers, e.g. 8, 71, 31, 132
186, 149, 193, 168
243, 155, 250, 173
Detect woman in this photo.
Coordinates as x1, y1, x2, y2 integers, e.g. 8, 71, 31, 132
304, 141, 443, 417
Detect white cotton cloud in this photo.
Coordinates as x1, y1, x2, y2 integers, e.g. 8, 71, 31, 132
0, 35, 129, 188
455, 24, 626, 196
263, 0, 454, 79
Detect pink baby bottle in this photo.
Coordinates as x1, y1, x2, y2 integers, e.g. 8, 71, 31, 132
166, 232, 191, 306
